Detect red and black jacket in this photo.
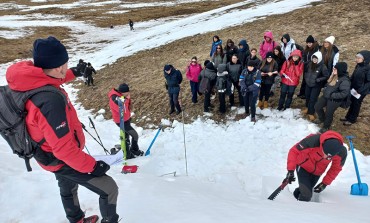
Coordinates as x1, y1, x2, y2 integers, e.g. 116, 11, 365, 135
287, 130, 347, 185
108, 89, 131, 124
6, 61, 96, 173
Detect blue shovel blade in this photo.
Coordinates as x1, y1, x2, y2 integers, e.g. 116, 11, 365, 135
351, 183, 369, 196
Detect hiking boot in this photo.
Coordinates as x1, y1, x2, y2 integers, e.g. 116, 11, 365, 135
131, 149, 144, 156
176, 109, 182, 115
257, 100, 264, 109
277, 106, 284, 111
263, 101, 269, 109
169, 109, 175, 115
297, 94, 306, 99
343, 121, 354, 126
340, 117, 348, 122
251, 117, 256, 122
301, 107, 308, 115
78, 215, 99, 223
308, 114, 316, 121
313, 119, 323, 124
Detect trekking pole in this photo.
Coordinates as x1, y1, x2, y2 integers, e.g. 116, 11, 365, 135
88, 116, 110, 155
81, 122, 110, 155
84, 145, 91, 155
180, 91, 188, 176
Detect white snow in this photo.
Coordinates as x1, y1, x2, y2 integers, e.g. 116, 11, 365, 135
0, 0, 369, 222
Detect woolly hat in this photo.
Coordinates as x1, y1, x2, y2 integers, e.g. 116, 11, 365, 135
323, 138, 343, 156
266, 52, 274, 59
206, 61, 215, 70
33, 36, 69, 69
334, 62, 348, 76
356, 53, 364, 59
306, 35, 315, 43
247, 60, 257, 67
118, 83, 129, 93
324, 36, 335, 45
79, 59, 84, 63
204, 59, 211, 67
164, 64, 172, 72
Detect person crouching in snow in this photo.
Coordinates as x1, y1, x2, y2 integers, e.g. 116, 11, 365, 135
239, 60, 261, 122
285, 130, 347, 201
108, 83, 143, 158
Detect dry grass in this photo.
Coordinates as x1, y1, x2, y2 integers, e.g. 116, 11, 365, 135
1, 0, 370, 154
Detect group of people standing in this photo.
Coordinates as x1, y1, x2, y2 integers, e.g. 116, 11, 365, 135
163, 32, 369, 133
76, 59, 97, 86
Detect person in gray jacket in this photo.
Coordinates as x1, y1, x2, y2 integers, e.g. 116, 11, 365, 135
215, 63, 230, 114
315, 62, 350, 133
302, 51, 329, 121
199, 61, 217, 112
226, 54, 243, 107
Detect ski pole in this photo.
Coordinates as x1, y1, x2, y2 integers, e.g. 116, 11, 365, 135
81, 122, 110, 155
180, 91, 188, 176
145, 125, 163, 156
88, 116, 110, 155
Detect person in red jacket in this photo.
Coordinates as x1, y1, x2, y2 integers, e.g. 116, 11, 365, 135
6, 36, 119, 223
108, 83, 143, 157
285, 130, 347, 201
278, 49, 304, 110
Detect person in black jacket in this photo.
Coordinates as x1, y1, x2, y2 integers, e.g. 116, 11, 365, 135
76, 59, 87, 84
129, 19, 134, 31
237, 39, 250, 68
258, 52, 278, 109
199, 61, 217, 112
302, 51, 329, 121
342, 51, 370, 125
315, 62, 350, 133
84, 62, 96, 86
226, 54, 243, 107
224, 39, 239, 63
164, 64, 182, 115
297, 35, 320, 99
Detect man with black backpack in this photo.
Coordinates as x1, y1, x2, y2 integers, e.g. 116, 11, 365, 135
3, 36, 119, 223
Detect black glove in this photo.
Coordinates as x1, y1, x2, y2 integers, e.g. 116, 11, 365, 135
315, 78, 321, 83
70, 67, 82, 77
91, 161, 110, 177
314, 182, 327, 193
165, 82, 168, 90
286, 170, 296, 184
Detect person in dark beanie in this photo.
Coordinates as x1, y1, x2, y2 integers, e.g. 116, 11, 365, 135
164, 64, 183, 115
108, 83, 143, 158
84, 62, 97, 86
285, 130, 347, 202
315, 62, 351, 133
5, 36, 119, 223
76, 59, 88, 84
129, 19, 134, 30
342, 51, 370, 125
239, 60, 262, 122
297, 35, 320, 99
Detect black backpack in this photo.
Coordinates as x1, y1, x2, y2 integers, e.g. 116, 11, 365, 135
0, 85, 65, 171
291, 43, 304, 53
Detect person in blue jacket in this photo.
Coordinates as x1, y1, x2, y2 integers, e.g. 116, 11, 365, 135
210, 35, 222, 57
164, 64, 183, 115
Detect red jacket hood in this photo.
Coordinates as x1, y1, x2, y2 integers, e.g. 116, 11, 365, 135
288, 50, 302, 60
6, 61, 73, 91
320, 130, 344, 146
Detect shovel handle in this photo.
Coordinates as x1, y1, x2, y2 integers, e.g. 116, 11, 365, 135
346, 136, 363, 186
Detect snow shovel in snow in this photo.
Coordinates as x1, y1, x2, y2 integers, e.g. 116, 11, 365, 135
145, 125, 163, 156
346, 136, 368, 196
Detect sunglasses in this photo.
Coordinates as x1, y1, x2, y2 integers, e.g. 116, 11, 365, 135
217, 47, 221, 49
191, 60, 197, 63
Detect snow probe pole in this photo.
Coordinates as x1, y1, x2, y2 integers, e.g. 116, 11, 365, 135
268, 178, 289, 200
81, 122, 110, 155
145, 125, 163, 156
346, 136, 368, 196
180, 91, 188, 176
88, 116, 109, 155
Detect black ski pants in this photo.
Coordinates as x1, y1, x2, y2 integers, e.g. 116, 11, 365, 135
315, 96, 341, 129
218, 92, 226, 113
168, 92, 181, 112
243, 91, 258, 118
293, 167, 320, 201
54, 165, 119, 223
229, 81, 244, 106
305, 86, 321, 115
259, 83, 273, 102
278, 84, 296, 109
345, 94, 367, 123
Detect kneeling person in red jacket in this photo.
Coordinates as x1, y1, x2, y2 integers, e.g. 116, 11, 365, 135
6, 36, 119, 223
108, 83, 143, 158
286, 130, 347, 201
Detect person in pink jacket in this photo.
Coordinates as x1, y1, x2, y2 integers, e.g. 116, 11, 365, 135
186, 56, 203, 103
259, 31, 277, 59
278, 50, 304, 110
